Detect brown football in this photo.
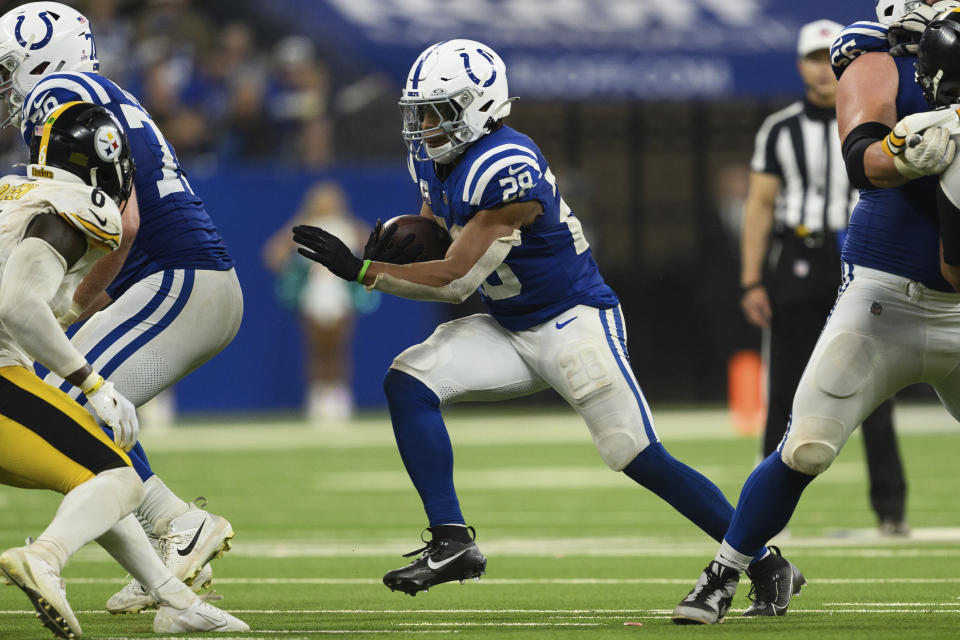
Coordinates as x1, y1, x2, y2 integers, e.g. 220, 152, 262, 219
382, 214, 452, 263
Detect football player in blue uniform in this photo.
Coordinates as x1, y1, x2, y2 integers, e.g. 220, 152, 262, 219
293, 39, 804, 599
0, 2, 241, 612
672, 1, 960, 624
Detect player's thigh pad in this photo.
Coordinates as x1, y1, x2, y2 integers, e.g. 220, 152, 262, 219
0, 366, 131, 493
522, 306, 656, 471
781, 272, 921, 475
390, 313, 548, 405
46, 268, 243, 407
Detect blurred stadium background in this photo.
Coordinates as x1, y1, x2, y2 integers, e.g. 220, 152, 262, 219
0, 0, 874, 416
4, 1, 960, 637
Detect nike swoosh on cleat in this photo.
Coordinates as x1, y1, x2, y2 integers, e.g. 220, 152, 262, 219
177, 521, 206, 557
555, 317, 577, 330
195, 608, 227, 626
426, 548, 471, 571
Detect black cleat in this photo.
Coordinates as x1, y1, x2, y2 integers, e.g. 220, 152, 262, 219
742, 545, 806, 617
672, 561, 740, 625
383, 527, 487, 596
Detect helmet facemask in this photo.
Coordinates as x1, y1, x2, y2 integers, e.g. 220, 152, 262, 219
0, 52, 25, 129
401, 89, 478, 164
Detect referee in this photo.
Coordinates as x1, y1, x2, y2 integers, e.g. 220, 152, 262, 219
739, 19, 909, 535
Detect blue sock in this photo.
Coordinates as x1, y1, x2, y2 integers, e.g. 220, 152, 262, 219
724, 451, 815, 557
100, 426, 154, 481
623, 443, 770, 562
383, 369, 464, 527
623, 443, 737, 543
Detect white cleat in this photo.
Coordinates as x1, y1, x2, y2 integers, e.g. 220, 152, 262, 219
153, 598, 249, 633
0, 546, 82, 639
106, 563, 216, 614
157, 505, 234, 586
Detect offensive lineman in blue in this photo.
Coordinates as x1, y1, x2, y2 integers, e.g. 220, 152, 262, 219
294, 39, 803, 601
0, 2, 241, 612
672, 0, 960, 624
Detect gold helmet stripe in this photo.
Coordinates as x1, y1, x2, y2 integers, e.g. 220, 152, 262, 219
36, 101, 85, 165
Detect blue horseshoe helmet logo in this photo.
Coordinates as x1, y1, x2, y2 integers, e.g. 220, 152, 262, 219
15, 12, 55, 51
460, 49, 497, 88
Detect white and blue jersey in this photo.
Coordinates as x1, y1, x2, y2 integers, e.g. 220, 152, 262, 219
830, 21, 890, 80
19, 72, 233, 298
409, 125, 618, 331
841, 55, 951, 291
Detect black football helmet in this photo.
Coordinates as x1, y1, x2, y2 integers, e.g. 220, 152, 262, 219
28, 101, 135, 205
917, 9, 960, 107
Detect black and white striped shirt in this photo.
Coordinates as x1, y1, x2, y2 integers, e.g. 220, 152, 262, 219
750, 100, 857, 234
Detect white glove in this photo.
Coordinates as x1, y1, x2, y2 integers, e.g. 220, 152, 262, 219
900, 126, 956, 178
888, 1, 960, 55
883, 108, 960, 178
85, 376, 139, 451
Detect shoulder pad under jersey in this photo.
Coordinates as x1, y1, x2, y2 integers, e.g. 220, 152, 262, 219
831, 21, 891, 80
459, 140, 544, 211
30, 181, 122, 251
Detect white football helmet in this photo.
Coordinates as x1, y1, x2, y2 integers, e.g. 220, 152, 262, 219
400, 39, 513, 164
0, 2, 98, 129
876, 0, 926, 23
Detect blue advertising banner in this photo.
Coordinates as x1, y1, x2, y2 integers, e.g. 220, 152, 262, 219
270, 0, 875, 98
176, 165, 440, 413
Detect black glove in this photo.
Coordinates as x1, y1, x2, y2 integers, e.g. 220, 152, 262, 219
362, 219, 425, 264
292, 224, 363, 282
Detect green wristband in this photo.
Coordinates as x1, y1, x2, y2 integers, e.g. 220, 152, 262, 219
356, 259, 372, 283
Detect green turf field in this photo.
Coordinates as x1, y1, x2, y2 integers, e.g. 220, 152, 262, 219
2, 404, 958, 639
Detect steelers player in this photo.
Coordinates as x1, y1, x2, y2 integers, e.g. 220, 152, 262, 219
0, 102, 247, 638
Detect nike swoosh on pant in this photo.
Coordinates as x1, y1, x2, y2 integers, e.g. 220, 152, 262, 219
426, 548, 470, 570
177, 521, 206, 557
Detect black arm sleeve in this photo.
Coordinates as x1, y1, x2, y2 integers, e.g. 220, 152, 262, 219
841, 121, 893, 190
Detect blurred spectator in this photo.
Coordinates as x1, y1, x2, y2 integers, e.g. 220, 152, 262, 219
263, 182, 367, 422
264, 35, 333, 167
81, 0, 136, 85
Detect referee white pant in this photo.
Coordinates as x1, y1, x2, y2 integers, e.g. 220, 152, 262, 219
45, 268, 243, 408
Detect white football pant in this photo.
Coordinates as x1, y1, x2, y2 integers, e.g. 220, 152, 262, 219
390, 304, 658, 471
780, 264, 960, 475
45, 268, 243, 408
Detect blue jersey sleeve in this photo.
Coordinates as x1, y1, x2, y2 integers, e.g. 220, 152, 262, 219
831, 21, 890, 80
459, 142, 545, 213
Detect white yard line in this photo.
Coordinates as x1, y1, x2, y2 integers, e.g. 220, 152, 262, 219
58, 576, 960, 587
134, 404, 960, 453
59, 528, 960, 563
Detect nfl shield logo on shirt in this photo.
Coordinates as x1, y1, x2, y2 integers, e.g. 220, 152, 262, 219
419, 179, 431, 205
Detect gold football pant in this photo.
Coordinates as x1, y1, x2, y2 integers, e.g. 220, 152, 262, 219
0, 365, 131, 494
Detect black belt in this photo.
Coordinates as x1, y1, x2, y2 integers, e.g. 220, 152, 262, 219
775, 224, 834, 249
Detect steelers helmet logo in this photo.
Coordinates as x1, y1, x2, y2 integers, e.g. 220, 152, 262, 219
94, 124, 122, 162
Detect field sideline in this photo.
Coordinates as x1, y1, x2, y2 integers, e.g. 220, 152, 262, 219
1, 404, 958, 639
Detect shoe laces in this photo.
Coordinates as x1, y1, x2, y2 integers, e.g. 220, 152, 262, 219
698, 564, 732, 599
401, 526, 476, 558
